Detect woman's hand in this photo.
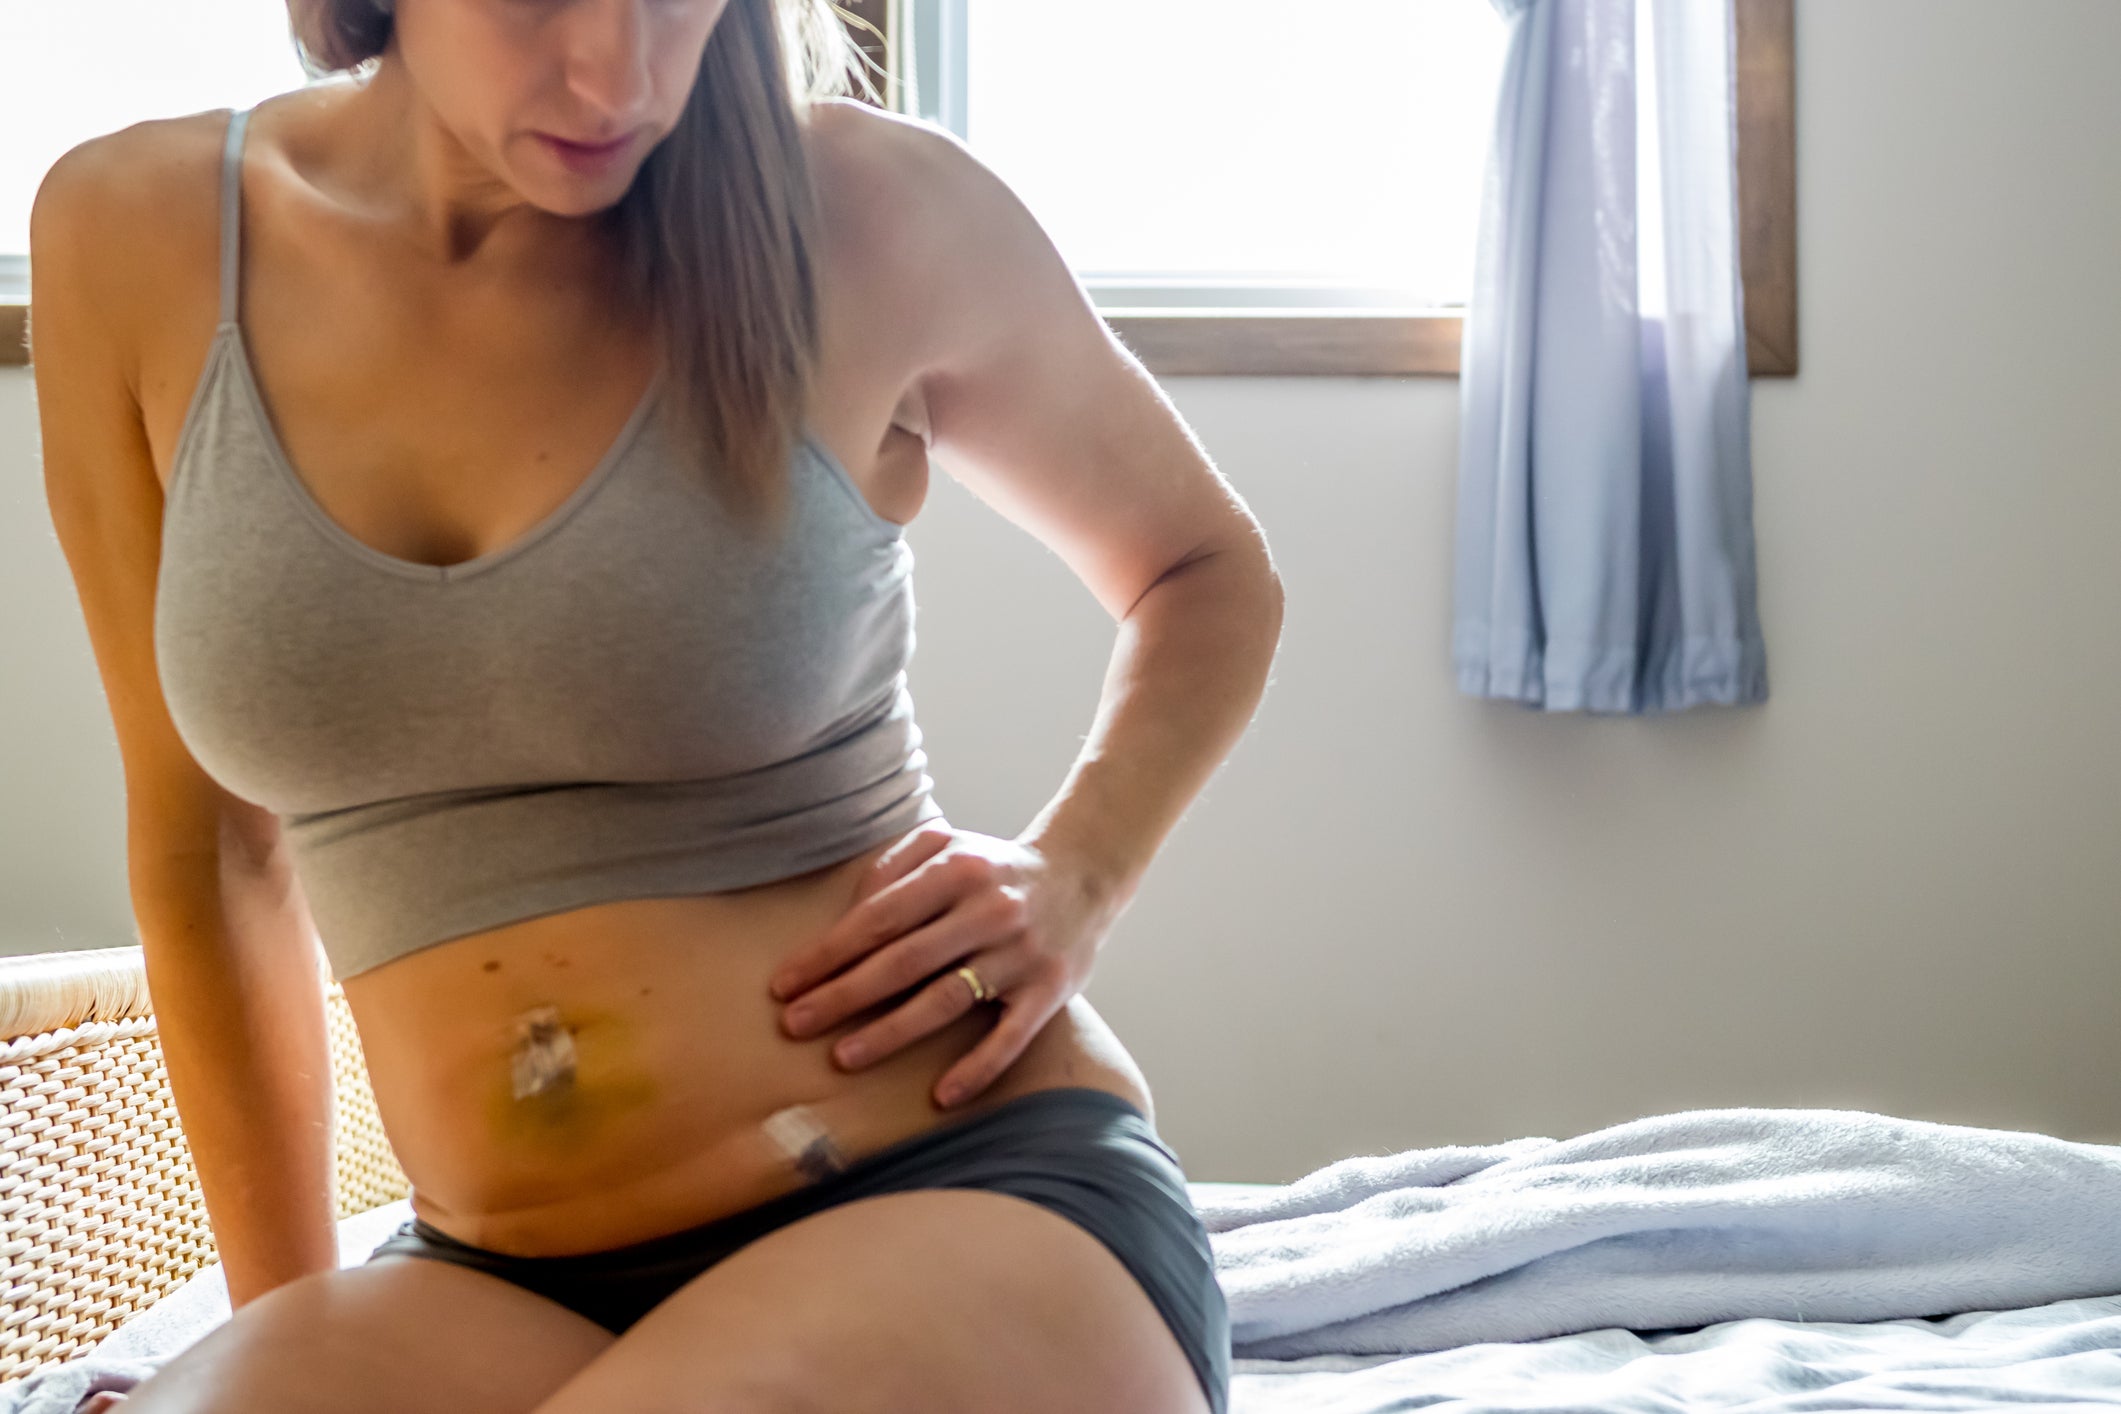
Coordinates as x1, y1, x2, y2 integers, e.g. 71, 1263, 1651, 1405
767, 821, 1113, 1110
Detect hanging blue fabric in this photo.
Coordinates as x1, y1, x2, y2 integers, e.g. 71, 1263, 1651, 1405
1453, 0, 1768, 713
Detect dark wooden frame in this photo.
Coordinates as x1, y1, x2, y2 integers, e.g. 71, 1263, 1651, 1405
1, 0, 1794, 376
1, 285, 20, 367
1734, 0, 1798, 375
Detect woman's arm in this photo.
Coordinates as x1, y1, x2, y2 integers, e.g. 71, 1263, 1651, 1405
885, 113, 1286, 909
31, 130, 340, 1309
769, 104, 1286, 1107
132, 860, 341, 1309
1017, 540, 1283, 916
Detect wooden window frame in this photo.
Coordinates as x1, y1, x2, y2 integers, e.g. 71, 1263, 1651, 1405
0, 0, 1792, 377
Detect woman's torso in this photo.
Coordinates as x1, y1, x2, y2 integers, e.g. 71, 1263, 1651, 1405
132, 83, 1153, 1257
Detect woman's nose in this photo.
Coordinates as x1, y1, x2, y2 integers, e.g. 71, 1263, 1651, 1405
559, 0, 657, 122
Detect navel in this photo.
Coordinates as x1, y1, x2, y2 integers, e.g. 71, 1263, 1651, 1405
510, 1003, 578, 1100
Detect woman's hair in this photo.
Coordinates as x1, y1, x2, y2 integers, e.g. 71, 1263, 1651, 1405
283, 0, 885, 534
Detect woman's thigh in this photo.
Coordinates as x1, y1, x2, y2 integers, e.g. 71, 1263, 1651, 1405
529, 1187, 1214, 1414
526, 1086, 1228, 1414
114, 1255, 616, 1414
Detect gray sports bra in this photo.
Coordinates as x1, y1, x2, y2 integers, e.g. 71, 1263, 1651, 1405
154, 104, 945, 982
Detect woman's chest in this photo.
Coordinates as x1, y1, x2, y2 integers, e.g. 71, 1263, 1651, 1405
152, 375, 916, 817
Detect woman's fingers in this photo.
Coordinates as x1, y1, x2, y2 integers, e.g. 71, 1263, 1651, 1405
829, 952, 1008, 1069
785, 885, 1025, 1041
769, 843, 968, 1003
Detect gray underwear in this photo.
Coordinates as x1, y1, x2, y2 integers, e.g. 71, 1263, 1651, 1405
366, 1085, 1231, 1414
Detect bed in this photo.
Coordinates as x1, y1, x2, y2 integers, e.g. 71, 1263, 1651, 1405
1, 946, 2116, 1413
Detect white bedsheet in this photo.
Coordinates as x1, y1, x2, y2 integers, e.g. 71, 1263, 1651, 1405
1226, 1294, 2121, 1412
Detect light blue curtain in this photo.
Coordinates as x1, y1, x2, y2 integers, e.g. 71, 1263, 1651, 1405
1453, 0, 1768, 713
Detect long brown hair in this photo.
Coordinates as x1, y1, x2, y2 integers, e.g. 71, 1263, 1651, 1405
283, 0, 883, 534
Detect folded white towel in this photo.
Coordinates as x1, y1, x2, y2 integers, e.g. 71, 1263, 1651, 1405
1193, 1106, 2121, 1360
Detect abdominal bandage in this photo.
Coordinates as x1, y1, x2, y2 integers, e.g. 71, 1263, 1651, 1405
762, 1103, 849, 1183
510, 1005, 579, 1100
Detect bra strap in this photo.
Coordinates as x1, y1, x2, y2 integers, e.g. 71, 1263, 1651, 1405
218, 106, 252, 329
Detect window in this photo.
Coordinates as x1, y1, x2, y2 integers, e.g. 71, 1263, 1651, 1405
933, 0, 1507, 315
0, 1, 1793, 377
882, 0, 1793, 377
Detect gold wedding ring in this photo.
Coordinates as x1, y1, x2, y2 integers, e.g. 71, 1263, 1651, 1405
955, 963, 994, 1004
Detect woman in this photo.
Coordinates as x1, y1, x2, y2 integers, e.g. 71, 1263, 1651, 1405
31, 0, 1282, 1409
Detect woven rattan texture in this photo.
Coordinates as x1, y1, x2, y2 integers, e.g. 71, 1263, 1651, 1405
327, 991, 413, 1218
0, 948, 410, 1384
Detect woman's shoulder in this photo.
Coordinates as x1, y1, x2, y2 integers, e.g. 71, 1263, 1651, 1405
805, 94, 937, 164
31, 105, 237, 372
802, 97, 989, 255
798, 96, 1015, 357
796, 95, 1087, 389
40, 103, 231, 215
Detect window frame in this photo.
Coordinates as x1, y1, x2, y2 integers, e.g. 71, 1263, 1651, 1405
0, 0, 1793, 377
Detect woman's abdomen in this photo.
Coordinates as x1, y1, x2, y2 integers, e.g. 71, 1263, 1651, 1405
339, 833, 1152, 1257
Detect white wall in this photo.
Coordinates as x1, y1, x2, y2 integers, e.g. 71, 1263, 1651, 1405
4, 0, 2117, 1183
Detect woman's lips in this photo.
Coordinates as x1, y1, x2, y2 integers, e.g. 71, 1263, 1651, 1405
538, 131, 634, 175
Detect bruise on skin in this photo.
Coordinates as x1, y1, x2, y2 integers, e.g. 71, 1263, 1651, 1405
485, 1004, 661, 1143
